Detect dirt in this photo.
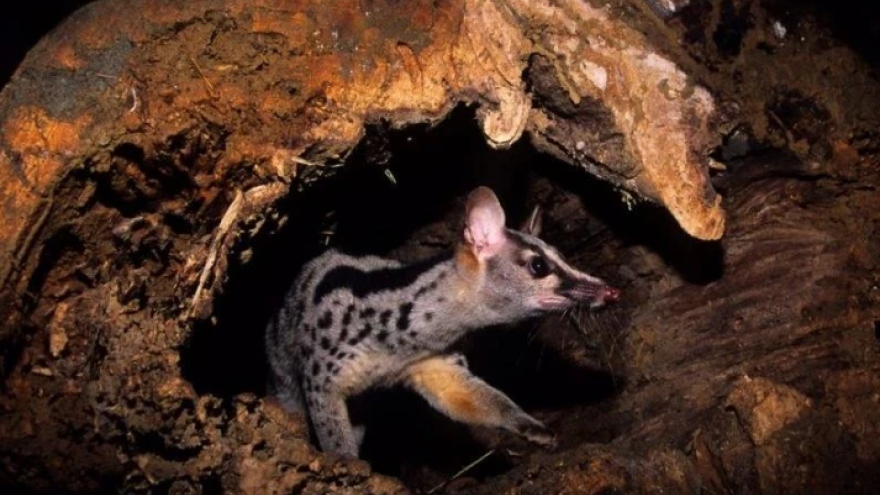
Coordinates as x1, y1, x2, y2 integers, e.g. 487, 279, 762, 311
1, 0, 880, 494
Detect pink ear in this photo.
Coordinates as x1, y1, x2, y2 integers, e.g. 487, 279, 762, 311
463, 187, 506, 259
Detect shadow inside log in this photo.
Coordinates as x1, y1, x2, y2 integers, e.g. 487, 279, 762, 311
534, 154, 725, 285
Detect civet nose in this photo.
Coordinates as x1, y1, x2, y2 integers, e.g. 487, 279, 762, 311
603, 286, 621, 303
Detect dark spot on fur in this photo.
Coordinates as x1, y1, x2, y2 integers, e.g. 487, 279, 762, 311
328, 347, 339, 357
380, 309, 393, 326
313, 253, 452, 305
343, 304, 355, 326
301, 346, 313, 360
408, 331, 418, 338
337, 352, 347, 359
311, 362, 320, 376
376, 330, 389, 342
414, 280, 437, 299
317, 311, 333, 329
397, 302, 413, 330
348, 324, 373, 345
339, 326, 349, 342
436, 296, 446, 303
320, 337, 331, 350
425, 312, 433, 322
360, 307, 376, 318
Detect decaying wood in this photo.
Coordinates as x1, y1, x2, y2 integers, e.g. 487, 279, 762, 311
0, 0, 726, 384
0, 0, 723, 306
1, 0, 878, 493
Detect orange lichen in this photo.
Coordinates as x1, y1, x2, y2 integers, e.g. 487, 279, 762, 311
3, 107, 91, 190
51, 43, 86, 70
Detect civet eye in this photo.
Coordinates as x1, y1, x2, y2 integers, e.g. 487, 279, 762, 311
528, 256, 550, 278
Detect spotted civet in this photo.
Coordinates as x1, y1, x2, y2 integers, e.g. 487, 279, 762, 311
266, 186, 620, 457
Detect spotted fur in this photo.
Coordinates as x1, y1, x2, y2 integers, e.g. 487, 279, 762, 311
266, 187, 619, 457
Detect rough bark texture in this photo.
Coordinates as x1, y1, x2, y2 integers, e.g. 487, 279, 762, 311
1, 0, 879, 494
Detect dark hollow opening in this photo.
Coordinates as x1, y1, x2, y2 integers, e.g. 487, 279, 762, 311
179, 105, 723, 489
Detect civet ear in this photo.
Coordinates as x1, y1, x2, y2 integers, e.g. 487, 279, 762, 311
520, 206, 543, 237
463, 187, 507, 260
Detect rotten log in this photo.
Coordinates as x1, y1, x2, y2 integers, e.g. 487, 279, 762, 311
1, 0, 879, 494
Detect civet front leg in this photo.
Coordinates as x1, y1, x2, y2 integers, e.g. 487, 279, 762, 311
402, 354, 556, 447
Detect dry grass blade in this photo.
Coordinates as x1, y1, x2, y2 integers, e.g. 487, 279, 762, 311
426, 449, 496, 494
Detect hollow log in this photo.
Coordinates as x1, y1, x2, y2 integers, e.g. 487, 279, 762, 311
1, 0, 879, 494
